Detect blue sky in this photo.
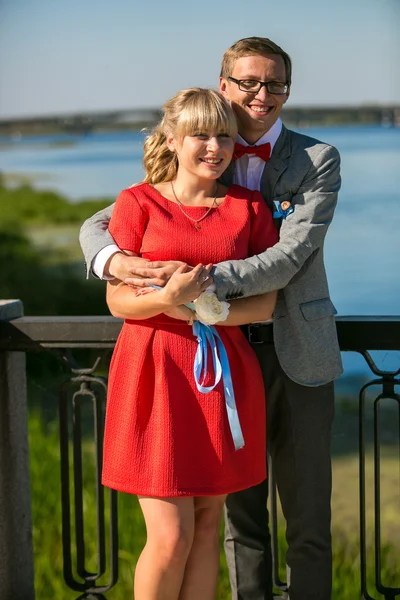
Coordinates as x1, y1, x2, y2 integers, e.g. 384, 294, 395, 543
0, 0, 399, 119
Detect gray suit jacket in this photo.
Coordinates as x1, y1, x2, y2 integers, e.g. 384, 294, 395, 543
217, 125, 343, 386
79, 125, 343, 387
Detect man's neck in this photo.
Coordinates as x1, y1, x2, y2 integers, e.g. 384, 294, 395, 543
238, 130, 269, 145
237, 119, 283, 149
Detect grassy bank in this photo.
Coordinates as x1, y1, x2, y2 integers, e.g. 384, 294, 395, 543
0, 181, 112, 227
0, 182, 112, 315
29, 411, 399, 599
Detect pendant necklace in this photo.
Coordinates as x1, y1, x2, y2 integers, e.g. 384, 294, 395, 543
170, 181, 218, 230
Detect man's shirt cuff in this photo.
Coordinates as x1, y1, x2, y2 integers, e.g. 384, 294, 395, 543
92, 244, 121, 280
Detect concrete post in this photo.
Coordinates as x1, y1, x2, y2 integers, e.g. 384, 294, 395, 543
0, 300, 35, 600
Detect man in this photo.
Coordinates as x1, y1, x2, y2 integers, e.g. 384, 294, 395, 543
80, 37, 343, 600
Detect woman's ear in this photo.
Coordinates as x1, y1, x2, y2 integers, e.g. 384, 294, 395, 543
166, 134, 176, 153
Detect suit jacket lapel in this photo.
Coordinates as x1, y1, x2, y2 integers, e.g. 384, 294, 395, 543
260, 125, 291, 211
220, 126, 292, 198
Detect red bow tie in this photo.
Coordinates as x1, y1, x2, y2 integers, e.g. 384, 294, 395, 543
233, 142, 271, 162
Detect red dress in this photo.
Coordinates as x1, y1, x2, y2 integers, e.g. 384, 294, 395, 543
102, 183, 278, 497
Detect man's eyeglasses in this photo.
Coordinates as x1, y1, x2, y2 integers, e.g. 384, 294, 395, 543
228, 77, 289, 95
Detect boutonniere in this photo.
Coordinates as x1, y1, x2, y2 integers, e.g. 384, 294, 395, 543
273, 200, 294, 219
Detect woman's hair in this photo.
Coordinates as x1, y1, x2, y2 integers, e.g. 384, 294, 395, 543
143, 88, 237, 184
220, 36, 292, 87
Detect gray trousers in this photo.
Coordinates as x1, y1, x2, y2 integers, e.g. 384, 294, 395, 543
224, 343, 335, 600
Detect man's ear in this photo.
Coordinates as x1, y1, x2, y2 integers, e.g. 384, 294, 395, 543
283, 87, 290, 104
219, 77, 229, 99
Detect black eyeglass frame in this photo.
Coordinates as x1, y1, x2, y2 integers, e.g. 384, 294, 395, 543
228, 76, 289, 95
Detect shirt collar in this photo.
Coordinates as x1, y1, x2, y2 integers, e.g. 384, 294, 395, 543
236, 118, 282, 153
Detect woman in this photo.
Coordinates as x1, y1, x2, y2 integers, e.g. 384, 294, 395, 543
103, 88, 278, 599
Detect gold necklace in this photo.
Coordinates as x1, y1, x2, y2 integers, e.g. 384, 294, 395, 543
170, 181, 218, 230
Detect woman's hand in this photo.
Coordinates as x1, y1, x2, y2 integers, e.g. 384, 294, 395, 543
161, 263, 212, 307
133, 287, 157, 296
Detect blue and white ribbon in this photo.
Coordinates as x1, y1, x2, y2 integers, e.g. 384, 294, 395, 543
149, 283, 244, 450
192, 320, 244, 451
273, 200, 294, 219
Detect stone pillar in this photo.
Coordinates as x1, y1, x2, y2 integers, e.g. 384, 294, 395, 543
0, 300, 35, 600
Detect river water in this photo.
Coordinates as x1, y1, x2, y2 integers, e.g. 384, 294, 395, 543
1, 125, 399, 389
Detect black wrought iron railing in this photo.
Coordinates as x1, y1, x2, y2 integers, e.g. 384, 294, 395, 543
0, 304, 399, 600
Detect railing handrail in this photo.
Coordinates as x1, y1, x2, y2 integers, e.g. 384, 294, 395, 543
1, 315, 400, 351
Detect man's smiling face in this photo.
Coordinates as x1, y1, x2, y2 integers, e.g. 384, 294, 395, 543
220, 54, 290, 144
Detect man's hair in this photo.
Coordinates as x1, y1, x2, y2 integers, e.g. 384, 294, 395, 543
220, 36, 292, 86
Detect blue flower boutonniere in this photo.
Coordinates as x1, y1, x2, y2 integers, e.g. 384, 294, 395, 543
273, 200, 294, 219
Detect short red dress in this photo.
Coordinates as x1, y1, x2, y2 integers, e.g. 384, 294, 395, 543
102, 183, 278, 497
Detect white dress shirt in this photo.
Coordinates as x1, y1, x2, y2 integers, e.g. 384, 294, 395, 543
232, 118, 282, 323
233, 118, 282, 189
92, 119, 283, 279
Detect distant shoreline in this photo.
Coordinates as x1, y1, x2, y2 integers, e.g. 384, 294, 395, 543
1, 104, 399, 137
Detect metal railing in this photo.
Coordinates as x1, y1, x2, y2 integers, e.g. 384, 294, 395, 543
0, 302, 399, 600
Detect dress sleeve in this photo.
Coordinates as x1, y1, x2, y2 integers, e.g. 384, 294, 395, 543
248, 190, 279, 256
108, 188, 148, 253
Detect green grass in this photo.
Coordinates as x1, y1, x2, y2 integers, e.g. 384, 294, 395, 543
29, 411, 399, 599
0, 181, 113, 267
0, 181, 113, 226
25, 223, 84, 264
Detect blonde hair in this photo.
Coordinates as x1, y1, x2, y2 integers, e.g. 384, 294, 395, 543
220, 36, 292, 86
143, 88, 238, 184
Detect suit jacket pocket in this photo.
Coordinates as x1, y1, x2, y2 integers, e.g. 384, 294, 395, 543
299, 298, 337, 321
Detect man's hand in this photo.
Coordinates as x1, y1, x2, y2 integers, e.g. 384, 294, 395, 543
124, 260, 188, 288
105, 252, 148, 281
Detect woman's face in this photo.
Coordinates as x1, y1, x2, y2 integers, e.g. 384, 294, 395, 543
168, 130, 234, 181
